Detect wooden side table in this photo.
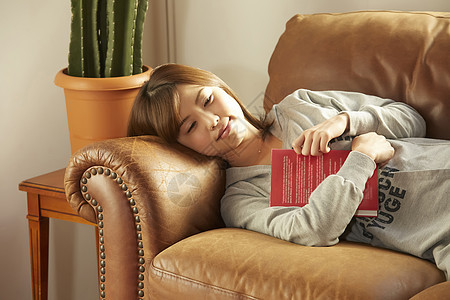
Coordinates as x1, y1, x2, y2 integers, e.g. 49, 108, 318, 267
19, 169, 95, 300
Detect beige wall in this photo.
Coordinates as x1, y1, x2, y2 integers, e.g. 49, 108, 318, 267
0, 1, 99, 299
1, 0, 449, 299
147, 0, 450, 113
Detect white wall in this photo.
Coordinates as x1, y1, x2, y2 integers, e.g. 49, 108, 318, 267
1, 0, 448, 299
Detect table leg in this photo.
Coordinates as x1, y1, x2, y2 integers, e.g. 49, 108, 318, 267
27, 215, 49, 300
26, 193, 49, 300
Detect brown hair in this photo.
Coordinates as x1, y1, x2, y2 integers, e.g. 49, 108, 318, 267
127, 64, 271, 143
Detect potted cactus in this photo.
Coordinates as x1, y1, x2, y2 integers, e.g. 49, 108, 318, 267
55, 0, 152, 153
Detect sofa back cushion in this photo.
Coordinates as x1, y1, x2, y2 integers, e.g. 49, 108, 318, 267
265, 11, 450, 139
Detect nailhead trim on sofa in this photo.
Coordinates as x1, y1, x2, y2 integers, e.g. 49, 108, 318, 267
81, 167, 145, 300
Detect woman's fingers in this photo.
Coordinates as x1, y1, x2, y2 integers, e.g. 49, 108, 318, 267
320, 135, 331, 154
293, 131, 332, 156
292, 134, 304, 154
292, 114, 349, 156
301, 132, 313, 156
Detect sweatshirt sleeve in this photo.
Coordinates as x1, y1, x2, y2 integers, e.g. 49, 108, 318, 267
221, 151, 376, 246
288, 89, 426, 138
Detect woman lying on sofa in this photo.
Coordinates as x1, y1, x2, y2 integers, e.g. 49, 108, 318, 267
127, 63, 450, 280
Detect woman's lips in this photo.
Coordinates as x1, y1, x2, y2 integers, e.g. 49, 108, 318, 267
217, 118, 231, 141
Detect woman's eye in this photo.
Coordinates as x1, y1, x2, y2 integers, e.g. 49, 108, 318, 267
204, 95, 212, 107
187, 121, 196, 133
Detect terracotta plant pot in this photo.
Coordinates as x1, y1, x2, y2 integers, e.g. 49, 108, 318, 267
54, 66, 152, 154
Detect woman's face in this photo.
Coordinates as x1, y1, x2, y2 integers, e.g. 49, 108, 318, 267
176, 84, 251, 157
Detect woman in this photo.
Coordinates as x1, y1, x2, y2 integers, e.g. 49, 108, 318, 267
128, 64, 450, 279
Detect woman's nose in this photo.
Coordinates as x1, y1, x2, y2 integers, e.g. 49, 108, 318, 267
210, 115, 219, 130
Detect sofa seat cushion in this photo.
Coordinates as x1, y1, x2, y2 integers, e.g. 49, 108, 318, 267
148, 228, 444, 299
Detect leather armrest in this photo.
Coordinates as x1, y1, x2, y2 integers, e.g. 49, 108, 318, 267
64, 136, 225, 299
65, 135, 226, 255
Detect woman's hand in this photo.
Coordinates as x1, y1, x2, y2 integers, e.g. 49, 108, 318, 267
352, 132, 395, 165
292, 113, 349, 156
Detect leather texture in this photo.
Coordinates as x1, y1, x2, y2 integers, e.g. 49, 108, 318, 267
411, 281, 450, 299
64, 10, 450, 300
265, 11, 450, 139
65, 135, 225, 257
65, 136, 225, 299
149, 228, 444, 299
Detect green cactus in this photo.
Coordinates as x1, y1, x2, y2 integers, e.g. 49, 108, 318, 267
133, 0, 148, 74
68, 0, 149, 78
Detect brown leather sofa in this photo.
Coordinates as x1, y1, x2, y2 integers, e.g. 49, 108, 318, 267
65, 11, 450, 299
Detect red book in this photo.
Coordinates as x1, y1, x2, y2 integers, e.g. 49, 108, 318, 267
270, 149, 378, 217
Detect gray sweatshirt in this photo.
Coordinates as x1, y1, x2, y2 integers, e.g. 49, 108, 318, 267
221, 89, 450, 279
